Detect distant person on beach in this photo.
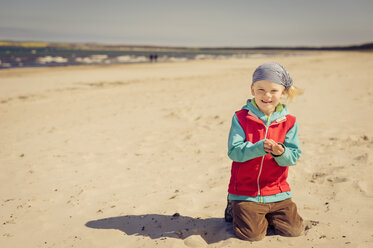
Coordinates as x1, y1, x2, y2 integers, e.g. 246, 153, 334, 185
224, 62, 304, 241
149, 54, 158, 63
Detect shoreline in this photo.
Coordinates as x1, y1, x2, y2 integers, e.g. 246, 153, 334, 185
2, 49, 372, 72
0, 49, 313, 70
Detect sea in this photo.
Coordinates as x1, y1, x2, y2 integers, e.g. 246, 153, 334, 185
0, 46, 301, 69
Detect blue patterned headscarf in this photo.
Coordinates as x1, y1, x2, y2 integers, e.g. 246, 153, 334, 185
252, 62, 293, 89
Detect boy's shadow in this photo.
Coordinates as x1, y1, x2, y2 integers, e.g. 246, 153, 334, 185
85, 214, 234, 244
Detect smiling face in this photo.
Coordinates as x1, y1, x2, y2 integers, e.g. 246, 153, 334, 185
251, 80, 285, 116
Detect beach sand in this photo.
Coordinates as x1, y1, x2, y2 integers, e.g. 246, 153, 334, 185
1, 51, 372, 247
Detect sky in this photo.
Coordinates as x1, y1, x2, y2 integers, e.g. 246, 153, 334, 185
1, 0, 372, 47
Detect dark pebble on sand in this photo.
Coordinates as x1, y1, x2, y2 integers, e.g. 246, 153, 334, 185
172, 213, 180, 218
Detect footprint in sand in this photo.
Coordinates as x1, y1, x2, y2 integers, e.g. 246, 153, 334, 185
327, 177, 348, 183
183, 235, 207, 248
309, 172, 327, 183
354, 181, 373, 197
353, 153, 368, 163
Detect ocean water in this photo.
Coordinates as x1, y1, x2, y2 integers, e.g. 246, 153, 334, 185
0, 47, 300, 69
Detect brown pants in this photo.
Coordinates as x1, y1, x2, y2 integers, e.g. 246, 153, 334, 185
231, 198, 303, 241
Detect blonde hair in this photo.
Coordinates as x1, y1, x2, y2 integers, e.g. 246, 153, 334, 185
283, 85, 303, 103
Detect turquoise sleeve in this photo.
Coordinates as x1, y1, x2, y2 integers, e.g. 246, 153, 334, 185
227, 114, 267, 162
272, 121, 302, 166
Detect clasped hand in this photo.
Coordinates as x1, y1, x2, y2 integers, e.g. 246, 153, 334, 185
264, 139, 284, 156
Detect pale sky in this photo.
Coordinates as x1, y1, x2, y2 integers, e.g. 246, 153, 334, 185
1, 0, 372, 47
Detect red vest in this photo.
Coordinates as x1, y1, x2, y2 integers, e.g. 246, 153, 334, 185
228, 109, 296, 196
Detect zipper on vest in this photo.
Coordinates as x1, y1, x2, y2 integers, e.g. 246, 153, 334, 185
257, 116, 285, 199
257, 114, 271, 200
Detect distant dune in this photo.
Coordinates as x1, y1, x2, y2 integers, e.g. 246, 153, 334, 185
1, 40, 372, 51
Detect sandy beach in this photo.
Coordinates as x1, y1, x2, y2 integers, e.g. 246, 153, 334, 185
1, 51, 372, 248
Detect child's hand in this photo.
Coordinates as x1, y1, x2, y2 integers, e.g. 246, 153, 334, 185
264, 139, 285, 156
264, 139, 273, 153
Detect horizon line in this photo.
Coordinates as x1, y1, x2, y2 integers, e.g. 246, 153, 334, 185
1, 39, 373, 50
